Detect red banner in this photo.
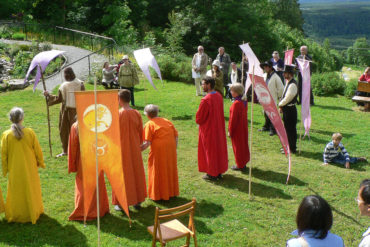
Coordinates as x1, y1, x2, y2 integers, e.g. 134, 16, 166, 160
249, 74, 292, 182
284, 49, 295, 65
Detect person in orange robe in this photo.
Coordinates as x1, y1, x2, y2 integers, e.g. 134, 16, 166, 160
112, 90, 147, 211
68, 121, 109, 221
141, 104, 179, 201
228, 84, 250, 171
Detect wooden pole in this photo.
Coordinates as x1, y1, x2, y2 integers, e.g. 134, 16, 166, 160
93, 78, 101, 247
248, 66, 255, 200
39, 64, 53, 157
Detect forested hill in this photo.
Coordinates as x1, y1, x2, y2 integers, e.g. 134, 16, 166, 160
300, 1, 370, 47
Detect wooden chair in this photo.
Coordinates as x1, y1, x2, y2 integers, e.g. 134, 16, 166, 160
352, 81, 370, 111
147, 198, 198, 247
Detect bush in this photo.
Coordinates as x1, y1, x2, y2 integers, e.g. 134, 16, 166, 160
11, 32, 26, 40
0, 26, 13, 39
12, 51, 33, 78
344, 79, 358, 98
40, 42, 52, 51
311, 72, 346, 96
154, 53, 193, 83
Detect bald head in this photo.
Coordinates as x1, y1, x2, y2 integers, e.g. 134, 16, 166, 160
300, 46, 308, 55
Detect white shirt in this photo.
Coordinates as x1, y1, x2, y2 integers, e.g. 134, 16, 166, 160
230, 69, 238, 84
359, 227, 370, 247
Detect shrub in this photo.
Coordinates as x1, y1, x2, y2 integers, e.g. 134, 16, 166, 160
0, 26, 13, 39
40, 42, 52, 51
311, 72, 346, 96
12, 51, 33, 78
154, 53, 193, 83
11, 32, 26, 40
344, 79, 358, 98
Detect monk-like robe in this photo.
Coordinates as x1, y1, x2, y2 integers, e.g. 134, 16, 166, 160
143, 117, 179, 201
0, 187, 5, 213
1, 128, 45, 224
112, 109, 147, 206
48, 79, 85, 154
68, 122, 109, 221
196, 91, 228, 177
229, 97, 250, 168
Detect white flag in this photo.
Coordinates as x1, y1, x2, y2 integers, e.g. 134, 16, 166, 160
133, 48, 162, 90
239, 43, 264, 94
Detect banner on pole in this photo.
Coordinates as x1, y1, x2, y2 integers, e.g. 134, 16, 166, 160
284, 49, 295, 65
133, 48, 162, 90
75, 90, 130, 219
249, 74, 292, 182
239, 43, 264, 94
296, 59, 312, 137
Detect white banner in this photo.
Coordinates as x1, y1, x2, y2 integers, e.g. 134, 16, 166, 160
133, 48, 162, 90
239, 44, 264, 94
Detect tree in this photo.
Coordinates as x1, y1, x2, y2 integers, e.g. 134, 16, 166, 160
271, 0, 304, 31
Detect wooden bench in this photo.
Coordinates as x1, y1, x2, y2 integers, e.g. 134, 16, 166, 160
352, 81, 370, 111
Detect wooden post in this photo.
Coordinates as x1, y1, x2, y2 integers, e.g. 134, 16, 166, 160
93, 78, 101, 247
39, 64, 53, 157
248, 66, 255, 200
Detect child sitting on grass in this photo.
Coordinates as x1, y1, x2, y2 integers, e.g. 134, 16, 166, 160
323, 133, 367, 169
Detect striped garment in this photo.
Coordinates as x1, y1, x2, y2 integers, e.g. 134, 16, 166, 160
323, 141, 350, 163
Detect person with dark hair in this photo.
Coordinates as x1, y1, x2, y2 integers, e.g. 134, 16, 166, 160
141, 104, 179, 201
279, 65, 298, 154
196, 76, 228, 180
112, 90, 147, 210
44, 67, 85, 157
1, 107, 45, 224
286, 195, 344, 246
357, 179, 370, 247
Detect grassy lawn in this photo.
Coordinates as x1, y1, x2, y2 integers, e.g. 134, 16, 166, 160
0, 79, 369, 247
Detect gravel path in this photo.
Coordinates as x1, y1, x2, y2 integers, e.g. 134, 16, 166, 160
1, 39, 108, 91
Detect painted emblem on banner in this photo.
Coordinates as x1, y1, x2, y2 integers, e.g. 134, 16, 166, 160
83, 104, 112, 132
254, 84, 271, 104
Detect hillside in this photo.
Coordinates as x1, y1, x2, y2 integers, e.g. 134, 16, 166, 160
300, 1, 370, 48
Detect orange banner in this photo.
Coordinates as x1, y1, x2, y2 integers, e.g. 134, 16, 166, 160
75, 90, 129, 220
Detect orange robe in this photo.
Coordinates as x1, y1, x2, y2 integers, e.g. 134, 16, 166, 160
68, 122, 109, 221
143, 117, 179, 201
112, 109, 147, 206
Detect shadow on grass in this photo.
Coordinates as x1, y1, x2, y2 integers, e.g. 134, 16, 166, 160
310, 129, 355, 139
212, 174, 292, 199
134, 88, 147, 92
99, 198, 218, 239
0, 214, 88, 247
307, 187, 365, 227
298, 150, 324, 162
252, 168, 307, 186
307, 135, 328, 145
314, 104, 352, 112
172, 115, 193, 121
328, 161, 367, 172
133, 105, 145, 111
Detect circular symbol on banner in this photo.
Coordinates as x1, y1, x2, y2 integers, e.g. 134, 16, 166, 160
254, 84, 271, 105
91, 138, 109, 156
83, 104, 112, 133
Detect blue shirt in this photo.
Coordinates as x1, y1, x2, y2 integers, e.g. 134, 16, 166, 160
286, 229, 344, 247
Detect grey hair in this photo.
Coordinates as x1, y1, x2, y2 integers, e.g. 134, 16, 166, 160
144, 104, 159, 118
9, 107, 25, 140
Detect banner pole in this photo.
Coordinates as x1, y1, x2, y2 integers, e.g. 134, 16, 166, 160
241, 41, 245, 85
39, 64, 53, 157
94, 78, 101, 247
248, 66, 255, 200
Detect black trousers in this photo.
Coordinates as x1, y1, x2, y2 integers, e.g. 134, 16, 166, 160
282, 105, 297, 152
120, 86, 135, 106
263, 112, 275, 133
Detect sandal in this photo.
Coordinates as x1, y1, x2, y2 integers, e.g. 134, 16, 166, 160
56, 152, 67, 158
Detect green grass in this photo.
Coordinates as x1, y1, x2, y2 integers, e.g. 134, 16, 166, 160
0, 79, 369, 246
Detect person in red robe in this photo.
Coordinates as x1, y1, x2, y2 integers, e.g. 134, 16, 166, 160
112, 90, 147, 210
68, 121, 109, 221
228, 83, 250, 171
196, 76, 228, 180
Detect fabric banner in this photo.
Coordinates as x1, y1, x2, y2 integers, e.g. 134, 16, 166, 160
24, 50, 66, 91
284, 49, 295, 65
75, 90, 129, 220
133, 48, 162, 90
296, 59, 312, 137
249, 74, 292, 183
239, 43, 264, 94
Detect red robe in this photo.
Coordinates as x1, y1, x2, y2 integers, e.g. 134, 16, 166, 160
196, 91, 228, 177
228, 99, 250, 168
68, 122, 109, 221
